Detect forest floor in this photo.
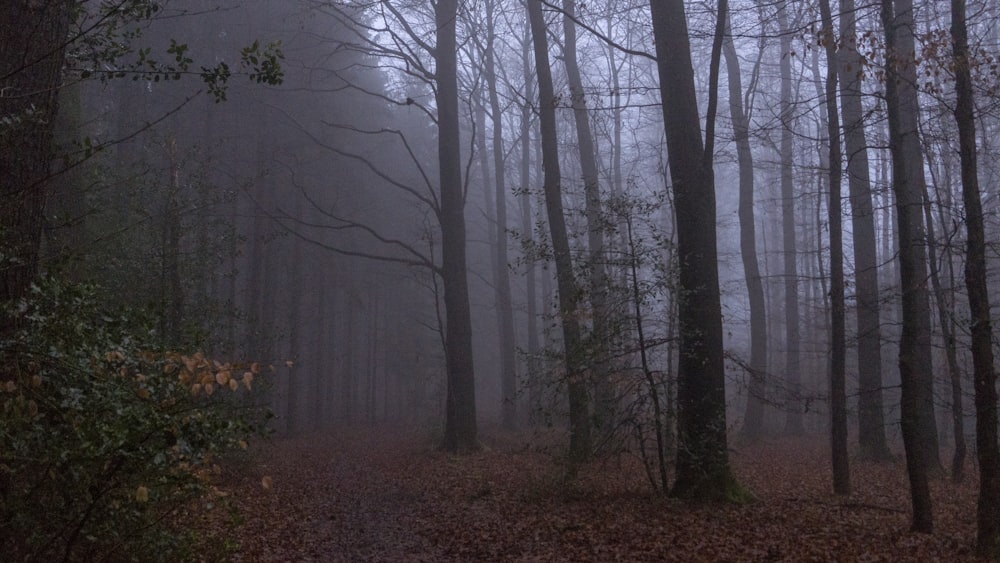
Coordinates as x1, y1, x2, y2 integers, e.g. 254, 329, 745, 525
217, 426, 983, 561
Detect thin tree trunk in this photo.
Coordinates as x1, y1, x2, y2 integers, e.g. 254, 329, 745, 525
819, 0, 849, 495
922, 146, 965, 482
778, 2, 803, 436
519, 23, 541, 426
722, 14, 767, 441
562, 0, 613, 432
837, 0, 891, 462
951, 0, 1000, 554
483, 3, 518, 429
527, 0, 590, 463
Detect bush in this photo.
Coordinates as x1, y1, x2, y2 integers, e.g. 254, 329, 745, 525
0, 278, 268, 561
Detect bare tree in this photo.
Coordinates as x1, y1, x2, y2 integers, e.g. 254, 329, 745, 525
837, 0, 892, 462
648, 0, 739, 500
951, 0, 1000, 554
818, 0, 849, 495
527, 0, 591, 463
880, 0, 937, 533
722, 10, 767, 441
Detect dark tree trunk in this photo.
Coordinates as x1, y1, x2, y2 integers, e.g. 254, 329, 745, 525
837, 0, 891, 462
921, 160, 965, 482
649, 0, 737, 500
818, 0, 849, 496
880, 0, 936, 533
437, 0, 478, 453
0, 1, 74, 332
527, 0, 590, 463
722, 14, 767, 442
951, 0, 1000, 555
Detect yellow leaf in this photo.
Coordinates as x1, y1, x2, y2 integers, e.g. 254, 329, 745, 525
285, 360, 294, 368
215, 370, 230, 386
261, 476, 273, 491
228, 379, 239, 391
163, 362, 177, 375
191, 383, 202, 396
238, 439, 248, 450
204, 383, 215, 396
242, 372, 254, 391
135, 485, 149, 503
251, 362, 261, 374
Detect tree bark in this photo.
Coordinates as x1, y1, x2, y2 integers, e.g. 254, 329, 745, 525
818, 0, 849, 496
527, 0, 590, 463
649, 0, 737, 500
880, 0, 936, 533
436, 0, 478, 453
837, 0, 891, 462
951, 0, 1000, 555
0, 1, 74, 332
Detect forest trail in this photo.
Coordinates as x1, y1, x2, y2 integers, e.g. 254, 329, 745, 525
226, 427, 983, 561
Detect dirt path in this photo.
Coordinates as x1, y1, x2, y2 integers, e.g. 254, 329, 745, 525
231, 430, 446, 561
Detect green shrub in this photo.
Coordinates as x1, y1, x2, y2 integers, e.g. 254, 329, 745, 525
0, 277, 268, 561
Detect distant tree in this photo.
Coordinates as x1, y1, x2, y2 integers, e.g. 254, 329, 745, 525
0, 2, 281, 334
722, 10, 767, 441
777, 0, 803, 436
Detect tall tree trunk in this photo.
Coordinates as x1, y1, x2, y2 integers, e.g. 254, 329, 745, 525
818, 0, 849, 495
722, 14, 767, 441
436, 0, 478, 453
519, 23, 541, 426
562, 0, 613, 432
527, 0, 590, 463
483, 3, 518, 429
778, 1, 803, 436
951, 0, 1000, 555
837, 0, 891, 462
0, 1, 74, 332
649, 0, 738, 500
921, 148, 965, 482
880, 0, 936, 533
